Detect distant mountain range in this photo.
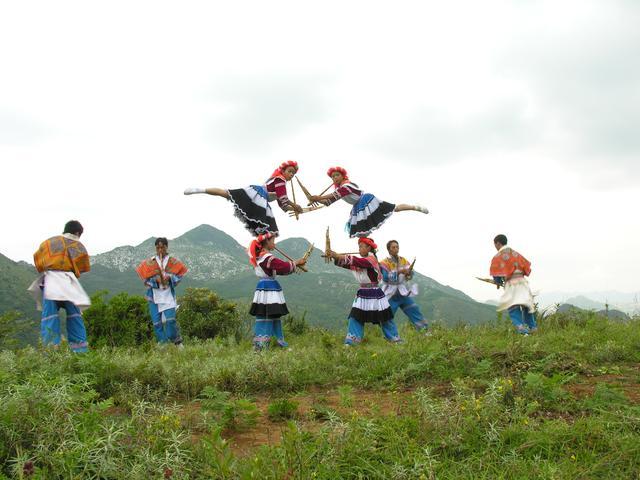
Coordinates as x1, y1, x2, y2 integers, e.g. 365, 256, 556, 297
537, 292, 639, 316
0, 225, 497, 330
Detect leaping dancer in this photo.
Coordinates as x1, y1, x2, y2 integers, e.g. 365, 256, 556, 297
184, 160, 305, 236
305, 166, 429, 237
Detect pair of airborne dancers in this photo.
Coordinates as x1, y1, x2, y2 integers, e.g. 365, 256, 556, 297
29, 161, 536, 352
184, 160, 430, 348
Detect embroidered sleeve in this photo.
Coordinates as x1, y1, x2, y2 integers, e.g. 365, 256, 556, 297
271, 178, 292, 211
350, 256, 376, 270
335, 254, 354, 269
325, 184, 358, 206
260, 255, 295, 275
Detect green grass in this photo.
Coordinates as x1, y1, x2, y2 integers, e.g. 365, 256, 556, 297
1, 314, 639, 478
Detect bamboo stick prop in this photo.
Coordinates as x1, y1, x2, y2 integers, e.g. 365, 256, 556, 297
274, 246, 308, 273
289, 179, 299, 221
318, 183, 333, 196
157, 254, 168, 288
295, 177, 333, 207
321, 227, 359, 260
324, 227, 331, 263
476, 276, 502, 289
407, 257, 417, 279
301, 242, 314, 262
295, 176, 314, 203
287, 204, 325, 216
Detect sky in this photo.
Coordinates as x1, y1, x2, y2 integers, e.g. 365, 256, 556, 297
1, 0, 639, 305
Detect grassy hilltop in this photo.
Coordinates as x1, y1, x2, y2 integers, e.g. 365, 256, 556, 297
1, 311, 639, 479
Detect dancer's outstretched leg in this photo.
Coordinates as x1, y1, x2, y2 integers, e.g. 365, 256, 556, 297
184, 187, 230, 198
394, 203, 429, 214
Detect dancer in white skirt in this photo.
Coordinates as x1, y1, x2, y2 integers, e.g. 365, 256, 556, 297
308, 166, 428, 238
248, 232, 307, 350
184, 160, 304, 236
325, 237, 402, 345
28, 220, 92, 352
490, 234, 537, 335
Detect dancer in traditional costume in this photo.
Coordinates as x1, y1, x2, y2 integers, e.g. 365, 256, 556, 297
27, 220, 92, 352
184, 160, 304, 236
248, 232, 307, 350
380, 240, 429, 332
135, 237, 188, 346
308, 166, 428, 238
325, 237, 401, 345
490, 234, 537, 335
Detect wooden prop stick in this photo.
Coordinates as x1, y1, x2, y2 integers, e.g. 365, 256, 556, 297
288, 205, 325, 216
274, 246, 308, 272
324, 227, 331, 263
476, 276, 502, 289
289, 180, 299, 221
298, 179, 334, 206
295, 176, 314, 202
302, 242, 314, 262
318, 183, 333, 196
322, 227, 359, 259
406, 257, 417, 279
158, 255, 168, 288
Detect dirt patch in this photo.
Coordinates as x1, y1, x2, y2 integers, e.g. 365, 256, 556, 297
168, 372, 640, 456
565, 374, 640, 403
224, 387, 421, 455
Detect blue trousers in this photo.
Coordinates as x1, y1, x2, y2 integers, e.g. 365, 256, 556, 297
508, 305, 537, 334
41, 299, 88, 352
345, 317, 401, 345
147, 303, 182, 344
388, 294, 428, 331
254, 317, 288, 350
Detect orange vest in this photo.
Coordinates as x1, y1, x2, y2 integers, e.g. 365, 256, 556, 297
490, 247, 531, 279
135, 256, 188, 281
33, 235, 90, 278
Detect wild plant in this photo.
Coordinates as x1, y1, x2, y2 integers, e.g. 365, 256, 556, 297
267, 398, 299, 421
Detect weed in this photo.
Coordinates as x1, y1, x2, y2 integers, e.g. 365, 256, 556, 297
267, 398, 299, 421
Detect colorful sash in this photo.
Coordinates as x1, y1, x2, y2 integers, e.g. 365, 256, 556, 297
33, 235, 90, 278
490, 247, 531, 279
135, 256, 188, 281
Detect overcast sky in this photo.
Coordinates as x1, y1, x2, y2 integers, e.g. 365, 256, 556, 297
1, 0, 638, 304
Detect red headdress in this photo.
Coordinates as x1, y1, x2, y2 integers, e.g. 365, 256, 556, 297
326, 166, 349, 186
248, 232, 276, 267
270, 160, 299, 180
358, 237, 377, 251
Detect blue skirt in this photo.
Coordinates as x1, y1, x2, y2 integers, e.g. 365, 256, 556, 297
228, 185, 278, 236
348, 193, 395, 238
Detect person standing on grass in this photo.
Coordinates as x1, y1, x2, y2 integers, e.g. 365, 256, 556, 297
28, 220, 92, 353
325, 237, 401, 346
248, 232, 307, 350
490, 234, 537, 335
135, 237, 188, 347
380, 240, 429, 333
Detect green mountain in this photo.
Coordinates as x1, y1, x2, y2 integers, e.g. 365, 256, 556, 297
0, 253, 40, 345
0, 253, 38, 318
0, 225, 495, 330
